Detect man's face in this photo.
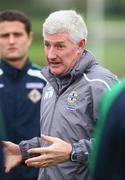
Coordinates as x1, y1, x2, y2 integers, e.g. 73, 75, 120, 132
44, 32, 83, 76
0, 21, 32, 62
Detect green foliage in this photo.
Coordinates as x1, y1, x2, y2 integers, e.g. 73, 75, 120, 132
87, 39, 125, 78
104, 40, 125, 78
29, 42, 46, 67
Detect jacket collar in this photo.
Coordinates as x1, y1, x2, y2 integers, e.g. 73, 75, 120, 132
41, 49, 98, 93
42, 49, 98, 82
0, 58, 31, 79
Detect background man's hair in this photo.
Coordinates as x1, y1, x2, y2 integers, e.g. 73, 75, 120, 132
0, 9, 31, 34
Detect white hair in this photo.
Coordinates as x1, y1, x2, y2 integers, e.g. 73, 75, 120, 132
43, 10, 88, 44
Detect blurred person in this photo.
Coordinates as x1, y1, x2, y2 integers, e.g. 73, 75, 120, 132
3, 10, 118, 180
90, 79, 125, 179
0, 10, 46, 180
0, 107, 6, 177
0, 141, 4, 175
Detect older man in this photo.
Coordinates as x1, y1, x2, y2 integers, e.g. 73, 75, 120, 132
4, 10, 118, 180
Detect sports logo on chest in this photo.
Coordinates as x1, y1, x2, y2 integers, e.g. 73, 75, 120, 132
64, 90, 78, 111
28, 89, 42, 103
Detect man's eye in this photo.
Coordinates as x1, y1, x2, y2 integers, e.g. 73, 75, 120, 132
0, 34, 9, 38
14, 33, 22, 37
56, 44, 65, 49
45, 43, 50, 48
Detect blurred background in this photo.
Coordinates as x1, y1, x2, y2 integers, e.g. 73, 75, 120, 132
0, 0, 125, 77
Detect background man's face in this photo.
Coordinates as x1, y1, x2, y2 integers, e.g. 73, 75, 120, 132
0, 21, 32, 62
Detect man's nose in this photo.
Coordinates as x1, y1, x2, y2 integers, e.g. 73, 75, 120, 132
9, 35, 15, 44
47, 47, 57, 59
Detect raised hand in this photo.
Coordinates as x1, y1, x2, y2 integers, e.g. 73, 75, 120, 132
25, 135, 72, 168
3, 141, 22, 172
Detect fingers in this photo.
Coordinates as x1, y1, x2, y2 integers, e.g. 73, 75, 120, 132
41, 135, 57, 144
26, 161, 40, 168
26, 155, 42, 163
25, 154, 47, 166
28, 147, 49, 154
26, 161, 52, 168
28, 135, 58, 154
5, 165, 11, 173
25, 154, 54, 168
4, 160, 17, 173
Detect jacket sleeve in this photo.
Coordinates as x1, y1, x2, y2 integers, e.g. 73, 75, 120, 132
19, 137, 41, 160
70, 139, 93, 163
70, 78, 118, 164
92, 76, 119, 121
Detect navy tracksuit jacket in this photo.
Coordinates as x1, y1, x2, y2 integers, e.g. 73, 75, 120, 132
0, 59, 46, 180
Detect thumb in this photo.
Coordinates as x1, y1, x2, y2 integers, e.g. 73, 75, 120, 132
2, 141, 11, 151
41, 135, 57, 144
2, 141, 10, 146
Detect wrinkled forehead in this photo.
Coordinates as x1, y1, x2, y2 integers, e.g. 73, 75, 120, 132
44, 32, 72, 43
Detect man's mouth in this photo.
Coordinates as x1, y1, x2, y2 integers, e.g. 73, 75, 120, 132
49, 61, 60, 65
7, 47, 17, 52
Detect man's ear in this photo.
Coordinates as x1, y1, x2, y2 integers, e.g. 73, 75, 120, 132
28, 32, 33, 46
79, 39, 85, 49
77, 39, 85, 53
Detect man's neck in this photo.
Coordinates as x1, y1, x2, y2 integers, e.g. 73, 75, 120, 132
3, 58, 28, 70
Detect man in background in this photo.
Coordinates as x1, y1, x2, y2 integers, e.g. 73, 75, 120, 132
0, 10, 46, 179
0, 107, 6, 178
90, 79, 125, 179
